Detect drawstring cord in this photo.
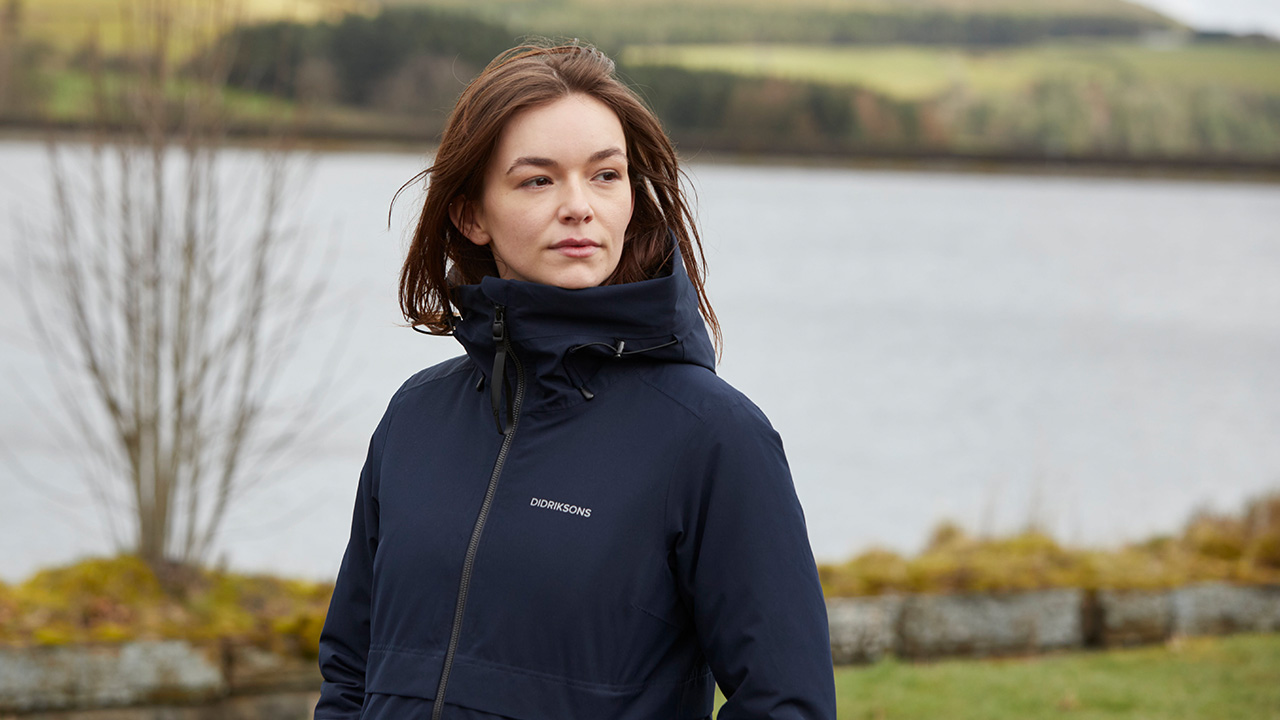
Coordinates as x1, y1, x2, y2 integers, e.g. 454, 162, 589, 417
483, 309, 681, 421
564, 337, 679, 400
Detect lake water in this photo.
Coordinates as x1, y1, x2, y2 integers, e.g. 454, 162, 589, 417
2, 139, 1279, 582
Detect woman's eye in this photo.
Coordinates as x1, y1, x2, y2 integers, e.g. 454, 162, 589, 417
596, 170, 621, 182
521, 176, 551, 188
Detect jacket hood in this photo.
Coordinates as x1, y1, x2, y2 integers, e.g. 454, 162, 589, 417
450, 247, 716, 413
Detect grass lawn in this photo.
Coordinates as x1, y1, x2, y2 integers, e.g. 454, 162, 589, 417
712, 633, 1280, 718
42, 68, 298, 123
35, 66, 416, 140
621, 41, 1280, 101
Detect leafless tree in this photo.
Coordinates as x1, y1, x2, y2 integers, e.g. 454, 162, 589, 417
0, 0, 18, 115
10, 0, 332, 571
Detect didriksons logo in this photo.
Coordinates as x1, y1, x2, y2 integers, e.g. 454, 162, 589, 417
530, 497, 592, 518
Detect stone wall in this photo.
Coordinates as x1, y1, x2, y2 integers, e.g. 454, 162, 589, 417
1090, 583, 1280, 647
828, 581, 1280, 663
0, 641, 319, 718
0, 692, 319, 720
896, 588, 1083, 659
0, 642, 223, 714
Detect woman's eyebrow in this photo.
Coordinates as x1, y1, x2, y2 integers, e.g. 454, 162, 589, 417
507, 156, 555, 174
506, 147, 626, 175
588, 147, 626, 163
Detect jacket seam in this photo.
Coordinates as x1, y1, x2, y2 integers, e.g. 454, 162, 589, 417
398, 359, 474, 396
628, 599, 684, 630
368, 643, 444, 656
369, 645, 706, 693
452, 653, 698, 693
376, 370, 432, 494
379, 360, 474, 466
637, 373, 716, 423
664, 422, 706, 565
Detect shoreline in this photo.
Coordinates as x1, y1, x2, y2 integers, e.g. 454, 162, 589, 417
4, 123, 1279, 184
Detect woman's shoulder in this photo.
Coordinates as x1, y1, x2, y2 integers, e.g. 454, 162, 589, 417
398, 354, 474, 393
638, 362, 775, 435
379, 354, 474, 414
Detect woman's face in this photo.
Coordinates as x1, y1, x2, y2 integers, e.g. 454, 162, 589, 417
457, 93, 634, 289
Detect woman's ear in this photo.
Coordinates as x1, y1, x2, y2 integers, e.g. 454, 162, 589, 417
449, 197, 491, 246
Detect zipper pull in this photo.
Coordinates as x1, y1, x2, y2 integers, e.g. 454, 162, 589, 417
492, 305, 505, 345
490, 306, 508, 435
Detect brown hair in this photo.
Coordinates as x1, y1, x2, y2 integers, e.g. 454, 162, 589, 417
397, 42, 720, 350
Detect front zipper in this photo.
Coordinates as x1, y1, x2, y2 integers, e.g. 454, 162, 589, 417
431, 305, 525, 720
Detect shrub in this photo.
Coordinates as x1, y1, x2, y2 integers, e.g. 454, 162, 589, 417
0, 556, 333, 657
820, 490, 1280, 597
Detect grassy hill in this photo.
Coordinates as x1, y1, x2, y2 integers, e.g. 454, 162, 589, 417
622, 41, 1280, 101
6, 0, 1187, 57
8, 0, 1276, 163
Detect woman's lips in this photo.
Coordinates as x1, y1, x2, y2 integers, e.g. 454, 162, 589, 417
551, 239, 600, 258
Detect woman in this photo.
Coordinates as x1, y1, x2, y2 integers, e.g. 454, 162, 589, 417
316, 43, 836, 720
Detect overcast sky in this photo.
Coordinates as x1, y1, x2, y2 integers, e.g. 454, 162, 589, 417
1134, 0, 1280, 37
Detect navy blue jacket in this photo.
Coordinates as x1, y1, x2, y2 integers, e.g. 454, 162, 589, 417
315, 252, 836, 719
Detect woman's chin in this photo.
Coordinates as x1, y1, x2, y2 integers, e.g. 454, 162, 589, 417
551, 275, 607, 290
514, 262, 616, 290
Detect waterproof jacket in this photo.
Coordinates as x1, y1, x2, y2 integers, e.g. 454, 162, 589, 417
315, 251, 836, 719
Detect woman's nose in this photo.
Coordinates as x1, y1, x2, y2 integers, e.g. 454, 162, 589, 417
559, 180, 593, 224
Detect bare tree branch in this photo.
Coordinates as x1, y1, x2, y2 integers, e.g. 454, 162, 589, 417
10, 0, 338, 572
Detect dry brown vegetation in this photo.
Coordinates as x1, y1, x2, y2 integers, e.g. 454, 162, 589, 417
819, 491, 1280, 597
0, 556, 331, 656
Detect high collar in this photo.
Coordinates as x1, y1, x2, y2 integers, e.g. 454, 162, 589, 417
450, 248, 716, 412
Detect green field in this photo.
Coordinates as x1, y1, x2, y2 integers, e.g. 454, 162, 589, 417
40, 68, 300, 123
714, 634, 1280, 719
622, 41, 1280, 101
37, 67, 413, 140
16, 0, 364, 55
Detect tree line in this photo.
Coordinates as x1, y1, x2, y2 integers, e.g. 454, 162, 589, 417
218, 7, 514, 112
214, 7, 1280, 162
541, 8, 1171, 49
379, 0, 1175, 50
4, 2, 1276, 162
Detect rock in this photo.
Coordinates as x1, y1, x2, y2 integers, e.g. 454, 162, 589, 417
827, 595, 904, 664
0, 641, 225, 713
895, 588, 1082, 659
1096, 589, 1172, 646
1172, 583, 1280, 636
225, 644, 322, 692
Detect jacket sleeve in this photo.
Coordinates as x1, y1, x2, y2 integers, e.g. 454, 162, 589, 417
314, 406, 390, 719
669, 399, 837, 719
